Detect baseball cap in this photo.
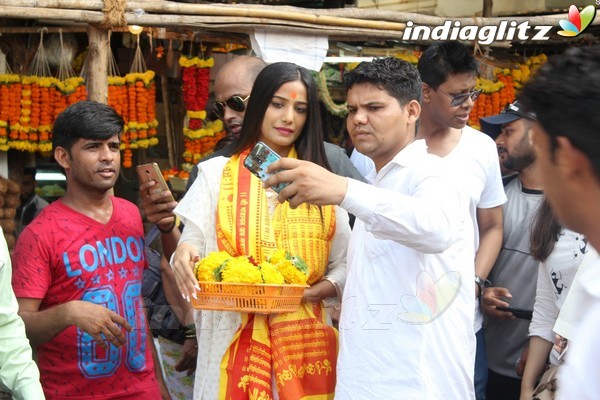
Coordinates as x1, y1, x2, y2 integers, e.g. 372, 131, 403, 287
480, 100, 537, 138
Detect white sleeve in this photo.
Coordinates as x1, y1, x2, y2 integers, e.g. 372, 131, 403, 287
529, 262, 559, 343
340, 169, 465, 254
557, 301, 600, 400
174, 161, 223, 258
323, 206, 350, 298
0, 233, 45, 399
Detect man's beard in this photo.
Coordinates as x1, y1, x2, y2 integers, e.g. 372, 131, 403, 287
502, 151, 536, 172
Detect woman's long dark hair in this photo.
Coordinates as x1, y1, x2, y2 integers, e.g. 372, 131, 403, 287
530, 197, 562, 262
230, 62, 331, 171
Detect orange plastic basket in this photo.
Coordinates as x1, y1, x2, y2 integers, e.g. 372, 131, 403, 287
191, 282, 307, 314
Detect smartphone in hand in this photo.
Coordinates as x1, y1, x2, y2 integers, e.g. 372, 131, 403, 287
136, 162, 176, 202
496, 306, 533, 320
243, 141, 289, 193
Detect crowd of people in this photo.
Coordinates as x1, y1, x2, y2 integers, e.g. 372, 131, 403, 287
1, 41, 598, 400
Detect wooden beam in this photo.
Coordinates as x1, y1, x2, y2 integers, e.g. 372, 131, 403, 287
86, 25, 108, 104
0, 6, 406, 40
0, 0, 406, 31
0, 0, 591, 27
0, 26, 88, 33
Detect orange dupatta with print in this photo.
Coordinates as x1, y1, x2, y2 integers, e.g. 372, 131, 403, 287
217, 148, 338, 400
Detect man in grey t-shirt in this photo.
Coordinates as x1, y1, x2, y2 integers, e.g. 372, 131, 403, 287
479, 101, 543, 400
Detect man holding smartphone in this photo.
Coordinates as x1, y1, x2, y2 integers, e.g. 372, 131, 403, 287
478, 101, 543, 400
263, 57, 477, 399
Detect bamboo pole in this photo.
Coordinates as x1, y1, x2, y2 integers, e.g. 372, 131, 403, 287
0, 0, 596, 44
0, 0, 406, 31
0, 6, 406, 40
86, 25, 108, 104
159, 63, 177, 168
2, 0, 592, 30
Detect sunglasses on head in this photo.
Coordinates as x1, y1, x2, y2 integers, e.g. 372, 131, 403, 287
436, 88, 482, 107
503, 102, 537, 120
213, 95, 250, 118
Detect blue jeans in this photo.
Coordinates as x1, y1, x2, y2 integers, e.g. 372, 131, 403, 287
475, 327, 488, 400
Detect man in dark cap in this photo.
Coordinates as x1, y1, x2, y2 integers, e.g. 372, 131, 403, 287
478, 100, 543, 400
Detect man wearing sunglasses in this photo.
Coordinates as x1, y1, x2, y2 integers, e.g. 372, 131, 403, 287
417, 41, 507, 400
478, 100, 543, 400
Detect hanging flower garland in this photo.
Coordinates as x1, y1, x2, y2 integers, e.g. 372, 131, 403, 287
0, 74, 21, 152
467, 54, 546, 130
116, 70, 159, 168
179, 56, 226, 168
108, 75, 131, 167
37, 79, 54, 151
5, 74, 86, 153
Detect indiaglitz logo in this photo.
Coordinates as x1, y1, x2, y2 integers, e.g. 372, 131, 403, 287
557, 5, 597, 36
402, 4, 597, 44
401, 20, 553, 45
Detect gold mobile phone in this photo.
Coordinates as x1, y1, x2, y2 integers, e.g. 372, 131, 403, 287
136, 162, 176, 202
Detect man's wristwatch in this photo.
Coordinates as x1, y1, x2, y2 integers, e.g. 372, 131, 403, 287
475, 275, 492, 298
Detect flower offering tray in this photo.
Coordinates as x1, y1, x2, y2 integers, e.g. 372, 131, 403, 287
191, 282, 307, 314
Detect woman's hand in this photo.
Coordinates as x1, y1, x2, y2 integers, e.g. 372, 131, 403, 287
302, 279, 337, 303
171, 242, 200, 301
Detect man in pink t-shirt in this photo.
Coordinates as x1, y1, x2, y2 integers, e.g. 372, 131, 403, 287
12, 101, 161, 400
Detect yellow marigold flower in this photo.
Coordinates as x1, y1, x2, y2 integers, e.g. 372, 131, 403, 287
276, 258, 308, 285
194, 251, 231, 282
207, 119, 223, 132
187, 110, 207, 120
136, 139, 150, 149
221, 256, 262, 284
268, 249, 288, 266
108, 76, 125, 85
178, 56, 215, 68
259, 261, 285, 284
38, 142, 51, 152
0, 74, 20, 84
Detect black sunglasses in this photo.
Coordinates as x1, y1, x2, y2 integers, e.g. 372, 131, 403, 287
213, 95, 250, 118
436, 88, 482, 107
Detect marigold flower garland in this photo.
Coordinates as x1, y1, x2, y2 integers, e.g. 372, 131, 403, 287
0, 74, 21, 151
108, 71, 159, 168
179, 56, 226, 169
0, 74, 86, 153
468, 54, 546, 131
194, 249, 309, 286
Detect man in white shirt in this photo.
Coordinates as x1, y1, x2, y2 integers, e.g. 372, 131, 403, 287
417, 41, 506, 400
265, 57, 476, 399
518, 46, 600, 400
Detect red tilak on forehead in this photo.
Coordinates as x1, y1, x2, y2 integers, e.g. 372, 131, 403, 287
290, 91, 297, 99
